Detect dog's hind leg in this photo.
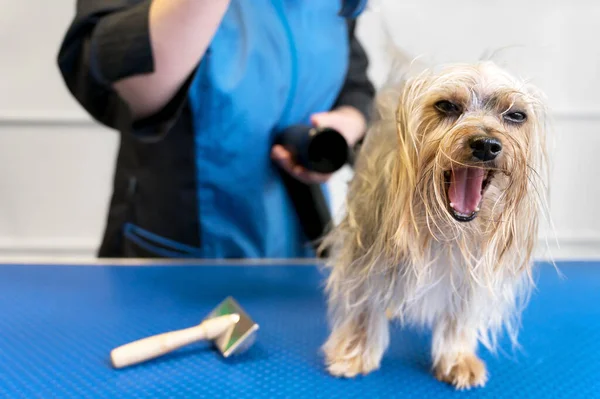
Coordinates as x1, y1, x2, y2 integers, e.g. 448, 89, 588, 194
431, 318, 488, 389
322, 289, 389, 378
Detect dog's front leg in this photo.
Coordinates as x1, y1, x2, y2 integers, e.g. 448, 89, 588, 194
323, 297, 389, 378
431, 318, 487, 389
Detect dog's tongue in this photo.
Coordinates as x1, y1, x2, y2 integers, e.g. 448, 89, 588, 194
448, 168, 485, 214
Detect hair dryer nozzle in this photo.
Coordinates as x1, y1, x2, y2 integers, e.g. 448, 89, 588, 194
275, 125, 349, 174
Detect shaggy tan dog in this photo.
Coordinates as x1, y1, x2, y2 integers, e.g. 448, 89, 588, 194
321, 61, 549, 389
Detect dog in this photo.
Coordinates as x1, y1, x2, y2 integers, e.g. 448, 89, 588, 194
320, 61, 549, 389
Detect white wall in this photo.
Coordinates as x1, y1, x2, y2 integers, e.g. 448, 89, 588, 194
0, 0, 119, 259
0, 0, 598, 260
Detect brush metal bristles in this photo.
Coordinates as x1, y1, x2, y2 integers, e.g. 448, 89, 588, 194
205, 296, 259, 358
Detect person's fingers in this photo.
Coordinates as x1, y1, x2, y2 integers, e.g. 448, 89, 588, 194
271, 145, 296, 175
271, 144, 289, 160
294, 168, 332, 184
310, 107, 366, 147
271, 145, 331, 184
310, 111, 349, 141
271, 145, 306, 179
310, 112, 330, 127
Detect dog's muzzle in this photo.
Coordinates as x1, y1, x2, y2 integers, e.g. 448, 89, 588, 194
444, 135, 501, 222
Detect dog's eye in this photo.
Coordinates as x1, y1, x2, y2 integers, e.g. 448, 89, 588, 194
434, 100, 461, 115
504, 111, 527, 123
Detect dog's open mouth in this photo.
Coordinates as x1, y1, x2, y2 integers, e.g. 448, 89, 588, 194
444, 168, 494, 222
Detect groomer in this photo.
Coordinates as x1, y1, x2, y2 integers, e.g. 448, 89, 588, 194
56, 0, 375, 258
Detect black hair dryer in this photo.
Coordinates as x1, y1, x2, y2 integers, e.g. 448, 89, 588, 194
274, 124, 354, 258
275, 125, 351, 174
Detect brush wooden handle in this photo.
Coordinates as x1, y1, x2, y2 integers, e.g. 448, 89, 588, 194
110, 314, 240, 369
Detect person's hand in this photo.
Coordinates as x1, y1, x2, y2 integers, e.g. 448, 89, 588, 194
271, 106, 366, 185
309, 105, 366, 147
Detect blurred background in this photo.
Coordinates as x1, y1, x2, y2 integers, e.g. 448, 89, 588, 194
0, 0, 598, 260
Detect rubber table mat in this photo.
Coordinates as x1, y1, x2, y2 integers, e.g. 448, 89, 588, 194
0, 261, 598, 398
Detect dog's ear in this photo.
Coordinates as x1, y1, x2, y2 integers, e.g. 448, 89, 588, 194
367, 73, 432, 254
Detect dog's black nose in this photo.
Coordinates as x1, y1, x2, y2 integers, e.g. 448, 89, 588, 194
470, 136, 502, 161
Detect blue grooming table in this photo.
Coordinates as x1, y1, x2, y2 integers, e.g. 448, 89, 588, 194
0, 260, 598, 398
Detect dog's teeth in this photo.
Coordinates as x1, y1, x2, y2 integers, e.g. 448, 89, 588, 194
475, 207, 480, 212
449, 202, 455, 208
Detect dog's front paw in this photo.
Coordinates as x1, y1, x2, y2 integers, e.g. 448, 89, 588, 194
325, 350, 381, 378
434, 354, 488, 390
323, 333, 382, 378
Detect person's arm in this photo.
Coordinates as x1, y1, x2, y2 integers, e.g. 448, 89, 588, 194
57, 0, 229, 138
113, 0, 230, 119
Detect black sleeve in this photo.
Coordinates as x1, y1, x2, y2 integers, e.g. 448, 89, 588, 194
333, 18, 376, 124
57, 0, 194, 141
